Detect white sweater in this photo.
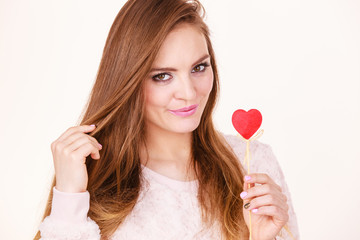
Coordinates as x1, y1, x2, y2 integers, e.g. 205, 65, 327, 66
39, 134, 300, 239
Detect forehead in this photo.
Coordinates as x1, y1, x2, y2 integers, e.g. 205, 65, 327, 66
152, 23, 209, 68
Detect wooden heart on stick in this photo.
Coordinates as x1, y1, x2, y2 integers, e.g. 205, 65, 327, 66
231, 109, 262, 140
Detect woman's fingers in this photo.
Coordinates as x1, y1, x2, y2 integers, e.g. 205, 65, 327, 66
63, 133, 102, 155
244, 173, 281, 191
242, 173, 283, 197
52, 125, 101, 156
55, 124, 96, 143
51, 124, 102, 193
242, 183, 281, 199
240, 173, 289, 218
74, 142, 101, 161
241, 173, 289, 239
251, 205, 289, 223
243, 193, 289, 213
63, 131, 101, 148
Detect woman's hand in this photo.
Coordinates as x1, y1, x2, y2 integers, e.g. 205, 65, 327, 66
241, 173, 289, 240
51, 124, 102, 193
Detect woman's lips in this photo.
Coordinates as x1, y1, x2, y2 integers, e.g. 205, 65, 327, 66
169, 104, 198, 117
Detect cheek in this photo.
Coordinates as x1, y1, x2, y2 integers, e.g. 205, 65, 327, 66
144, 82, 172, 109
197, 69, 214, 96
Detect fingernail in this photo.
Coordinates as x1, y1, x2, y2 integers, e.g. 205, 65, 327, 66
244, 203, 250, 209
98, 143, 102, 148
240, 192, 248, 199
245, 175, 251, 181
252, 208, 258, 213
90, 124, 96, 127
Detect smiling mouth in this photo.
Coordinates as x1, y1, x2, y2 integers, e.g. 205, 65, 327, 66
169, 104, 198, 117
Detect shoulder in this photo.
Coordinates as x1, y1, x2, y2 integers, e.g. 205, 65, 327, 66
220, 132, 271, 154
219, 132, 284, 185
220, 132, 274, 163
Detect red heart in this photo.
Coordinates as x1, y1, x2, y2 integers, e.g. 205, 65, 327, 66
232, 109, 262, 140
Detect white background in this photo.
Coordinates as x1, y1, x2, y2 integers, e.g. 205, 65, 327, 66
0, 0, 359, 239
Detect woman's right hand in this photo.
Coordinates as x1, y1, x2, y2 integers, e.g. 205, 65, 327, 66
51, 124, 102, 193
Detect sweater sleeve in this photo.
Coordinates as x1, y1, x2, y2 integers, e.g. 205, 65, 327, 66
39, 187, 101, 240
223, 134, 300, 240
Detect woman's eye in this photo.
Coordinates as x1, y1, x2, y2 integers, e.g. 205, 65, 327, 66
191, 63, 209, 73
152, 73, 171, 81
193, 65, 204, 72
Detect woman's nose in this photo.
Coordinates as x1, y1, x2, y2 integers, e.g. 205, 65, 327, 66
174, 74, 197, 100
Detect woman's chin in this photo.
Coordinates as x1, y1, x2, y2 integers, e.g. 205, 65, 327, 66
171, 121, 201, 133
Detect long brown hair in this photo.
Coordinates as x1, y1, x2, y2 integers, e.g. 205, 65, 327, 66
35, 0, 248, 239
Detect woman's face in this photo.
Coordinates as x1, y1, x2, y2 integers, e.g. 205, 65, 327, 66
143, 23, 213, 135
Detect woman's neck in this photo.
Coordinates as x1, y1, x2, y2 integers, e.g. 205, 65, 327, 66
140, 126, 196, 181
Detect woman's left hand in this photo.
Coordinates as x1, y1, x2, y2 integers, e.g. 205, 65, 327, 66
240, 173, 289, 240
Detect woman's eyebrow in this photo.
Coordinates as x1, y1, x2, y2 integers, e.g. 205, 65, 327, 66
150, 54, 210, 72
191, 54, 210, 67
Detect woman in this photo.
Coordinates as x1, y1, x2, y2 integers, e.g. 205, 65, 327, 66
35, 0, 299, 239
